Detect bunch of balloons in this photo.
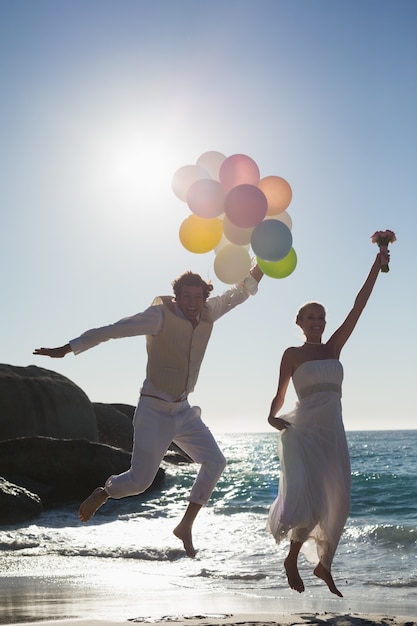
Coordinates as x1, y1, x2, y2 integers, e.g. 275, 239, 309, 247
172, 151, 297, 284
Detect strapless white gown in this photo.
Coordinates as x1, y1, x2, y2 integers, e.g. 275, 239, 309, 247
267, 359, 351, 570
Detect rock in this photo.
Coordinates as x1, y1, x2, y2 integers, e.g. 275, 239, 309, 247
0, 436, 165, 508
0, 366, 175, 526
168, 442, 193, 462
1, 472, 52, 503
108, 403, 135, 420
0, 364, 98, 442
92, 403, 193, 460
0, 476, 43, 524
93, 403, 133, 451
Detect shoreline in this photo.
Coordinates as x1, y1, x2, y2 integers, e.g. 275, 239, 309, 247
1, 576, 416, 626
5, 613, 417, 626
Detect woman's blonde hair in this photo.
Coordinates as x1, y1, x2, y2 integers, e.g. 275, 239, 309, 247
295, 302, 326, 327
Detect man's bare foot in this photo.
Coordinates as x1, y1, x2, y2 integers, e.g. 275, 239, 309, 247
314, 561, 343, 597
78, 487, 108, 522
173, 524, 196, 558
284, 556, 305, 593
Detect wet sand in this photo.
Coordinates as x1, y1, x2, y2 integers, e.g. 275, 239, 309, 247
1, 574, 416, 626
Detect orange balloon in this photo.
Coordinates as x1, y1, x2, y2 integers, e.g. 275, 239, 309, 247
179, 215, 223, 254
258, 176, 292, 215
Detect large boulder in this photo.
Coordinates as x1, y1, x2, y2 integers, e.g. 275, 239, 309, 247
0, 364, 190, 526
0, 476, 43, 524
108, 403, 135, 420
0, 436, 165, 510
93, 403, 133, 451
0, 364, 99, 442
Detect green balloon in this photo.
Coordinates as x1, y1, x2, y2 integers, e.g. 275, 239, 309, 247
257, 248, 297, 279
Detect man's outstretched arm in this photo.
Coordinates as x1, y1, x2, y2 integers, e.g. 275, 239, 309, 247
250, 263, 264, 283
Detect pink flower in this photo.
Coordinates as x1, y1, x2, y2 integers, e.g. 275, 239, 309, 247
371, 230, 397, 245
370, 229, 396, 273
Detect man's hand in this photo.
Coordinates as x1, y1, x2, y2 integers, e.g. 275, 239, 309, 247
33, 344, 71, 358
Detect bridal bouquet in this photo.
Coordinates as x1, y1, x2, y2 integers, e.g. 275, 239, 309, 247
371, 229, 396, 272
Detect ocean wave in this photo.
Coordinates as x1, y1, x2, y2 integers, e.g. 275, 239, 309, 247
365, 579, 417, 588
346, 523, 417, 546
0, 538, 185, 562
222, 572, 268, 581
0, 539, 40, 551
191, 567, 267, 581
56, 545, 186, 561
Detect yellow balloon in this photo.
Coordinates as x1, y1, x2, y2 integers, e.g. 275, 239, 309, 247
179, 215, 223, 254
258, 176, 292, 215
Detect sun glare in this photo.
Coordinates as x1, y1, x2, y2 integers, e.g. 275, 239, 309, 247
84, 121, 180, 212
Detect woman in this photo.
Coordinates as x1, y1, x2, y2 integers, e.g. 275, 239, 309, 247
267, 250, 389, 597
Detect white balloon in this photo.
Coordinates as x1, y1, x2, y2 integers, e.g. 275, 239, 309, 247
214, 245, 251, 284
268, 211, 292, 230
196, 151, 227, 181
171, 164, 211, 201
223, 215, 254, 245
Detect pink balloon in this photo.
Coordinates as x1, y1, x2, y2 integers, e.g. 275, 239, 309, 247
186, 179, 226, 218
196, 151, 226, 181
219, 154, 260, 192
224, 184, 267, 228
172, 164, 210, 201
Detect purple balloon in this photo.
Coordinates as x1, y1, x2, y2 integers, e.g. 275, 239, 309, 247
186, 179, 226, 218
224, 184, 267, 229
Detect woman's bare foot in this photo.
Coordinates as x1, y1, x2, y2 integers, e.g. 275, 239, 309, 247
314, 561, 343, 597
173, 523, 196, 558
78, 487, 108, 522
284, 556, 305, 593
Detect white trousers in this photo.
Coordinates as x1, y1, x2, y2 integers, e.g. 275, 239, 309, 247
104, 395, 226, 506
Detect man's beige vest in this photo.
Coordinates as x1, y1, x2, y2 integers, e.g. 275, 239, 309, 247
145, 296, 213, 398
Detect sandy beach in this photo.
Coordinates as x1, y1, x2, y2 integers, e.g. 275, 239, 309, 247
1, 574, 416, 626
5, 612, 417, 626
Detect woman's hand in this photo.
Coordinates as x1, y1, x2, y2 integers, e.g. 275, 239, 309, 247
268, 415, 290, 431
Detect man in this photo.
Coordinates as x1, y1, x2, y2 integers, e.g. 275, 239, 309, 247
34, 264, 263, 557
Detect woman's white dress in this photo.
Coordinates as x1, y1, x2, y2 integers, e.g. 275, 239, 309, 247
267, 359, 351, 571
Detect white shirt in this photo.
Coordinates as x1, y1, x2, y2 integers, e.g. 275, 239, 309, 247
69, 274, 259, 401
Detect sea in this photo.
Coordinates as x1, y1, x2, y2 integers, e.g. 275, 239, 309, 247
0, 430, 416, 623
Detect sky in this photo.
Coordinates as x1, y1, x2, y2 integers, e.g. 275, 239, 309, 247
1, 0, 416, 433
